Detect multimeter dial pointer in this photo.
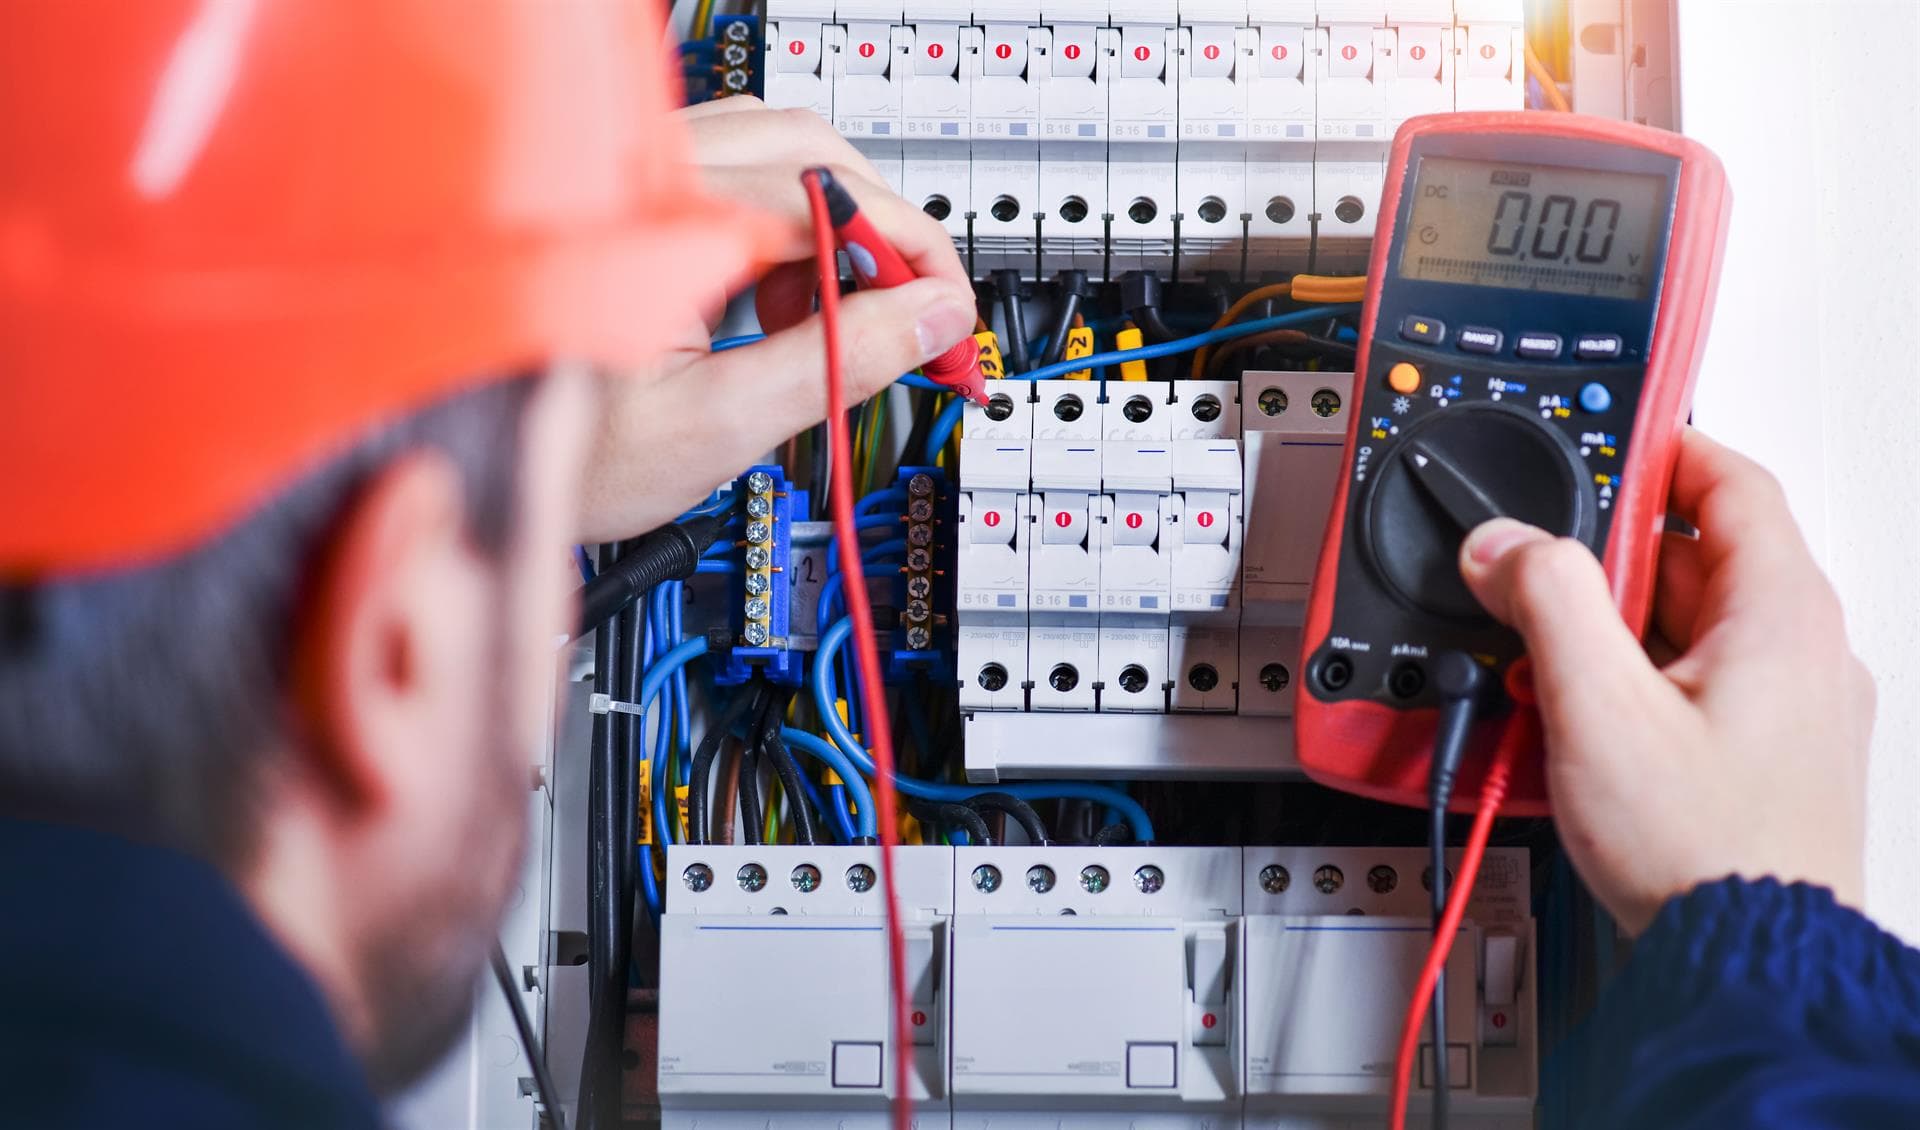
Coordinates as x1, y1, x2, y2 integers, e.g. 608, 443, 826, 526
1362, 403, 1595, 622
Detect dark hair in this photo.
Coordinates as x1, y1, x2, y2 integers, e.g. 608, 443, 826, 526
0, 376, 539, 864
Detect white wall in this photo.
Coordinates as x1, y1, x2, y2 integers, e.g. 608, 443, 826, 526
1678, 0, 1920, 938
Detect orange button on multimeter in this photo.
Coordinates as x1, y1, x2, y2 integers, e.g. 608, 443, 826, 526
1387, 362, 1423, 394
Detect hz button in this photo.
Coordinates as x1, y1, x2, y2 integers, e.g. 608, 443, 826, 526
1400, 315, 1446, 346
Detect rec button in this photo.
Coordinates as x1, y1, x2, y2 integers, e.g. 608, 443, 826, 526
1575, 334, 1624, 360
1399, 315, 1446, 345
1457, 326, 1504, 354
1515, 332, 1564, 360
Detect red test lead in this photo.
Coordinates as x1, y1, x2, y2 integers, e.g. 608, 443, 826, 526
807, 167, 988, 404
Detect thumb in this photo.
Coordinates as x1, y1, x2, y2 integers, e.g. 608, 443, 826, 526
1459, 518, 1660, 738
757, 271, 977, 401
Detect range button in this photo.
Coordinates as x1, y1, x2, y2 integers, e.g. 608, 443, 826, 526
1575, 334, 1624, 361
1457, 326, 1504, 354
1399, 315, 1446, 346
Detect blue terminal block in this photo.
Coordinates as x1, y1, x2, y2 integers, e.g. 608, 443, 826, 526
884, 466, 955, 686
716, 464, 809, 687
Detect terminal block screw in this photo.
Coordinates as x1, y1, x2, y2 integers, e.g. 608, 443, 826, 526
746, 495, 772, 519
907, 548, 932, 571
909, 499, 935, 523
722, 19, 752, 41
744, 597, 769, 620
744, 546, 770, 570
972, 864, 1002, 893
745, 520, 770, 544
905, 626, 932, 650
745, 471, 774, 494
846, 864, 877, 893
743, 622, 770, 647
1259, 864, 1291, 894
682, 863, 714, 892
790, 864, 822, 893
737, 863, 767, 892
744, 572, 770, 597
906, 575, 932, 599
1313, 865, 1345, 894
1079, 865, 1110, 894
905, 598, 930, 622
908, 474, 936, 497
1258, 387, 1289, 416
1366, 865, 1398, 894
1133, 865, 1165, 894
907, 524, 934, 547
1026, 865, 1056, 894
1310, 388, 1342, 418
1259, 663, 1291, 693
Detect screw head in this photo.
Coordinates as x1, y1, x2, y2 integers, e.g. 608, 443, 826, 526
1080, 865, 1110, 894
985, 394, 1016, 422
721, 42, 750, 65
737, 863, 768, 892
1058, 196, 1089, 224
1310, 388, 1342, 418
682, 863, 714, 892
1026, 865, 1056, 893
1197, 196, 1227, 224
908, 524, 934, 547
1259, 864, 1291, 894
1265, 196, 1296, 225
845, 864, 877, 893
906, 548, 932, 571
909, 499, 935, 522
1048, 664, 1079, 693
1258, 387, 1289, 416
1127, 197, 1157, 225
978, 663, 1009, 692
1313, 865, 1345, 894
905, 598, 931, 622
745, 495, 772, 519
1420, 865, 1455, 892
744, 597, 769, 620
908, 474, 936, 497
745, 471, 774, 494
743, 622, 770, 647
906, 575, 932, 599
1366, 865, 1398, 894
971, 864, 1002, 893
923, 195, 952, 221
1117, 664, 1149, 694
1122, 395, 1154, 423
745, 520, 770, 544
905, 626, 932, 650
1258, 663, 1291, 693
744, 572, 770, 597
1191, 394, 1222, 423
723, 19, 751, 41
790, 864, 822, 892
1188, 663, 1219, 692
722, 68, 750, 91
1133, 865, 1165, 894
1053, 394, 1084, 422
744, 546, 770, 570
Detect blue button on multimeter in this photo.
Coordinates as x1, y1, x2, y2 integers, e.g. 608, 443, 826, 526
1578, 382, 1613, 413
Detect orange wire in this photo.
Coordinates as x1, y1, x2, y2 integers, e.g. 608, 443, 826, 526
1386, 735, 1520, 1130
1190, 282, 1293, 378
802, 169, 915, 1130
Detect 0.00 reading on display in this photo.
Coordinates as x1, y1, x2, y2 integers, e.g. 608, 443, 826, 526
1399, 156, 1666, 301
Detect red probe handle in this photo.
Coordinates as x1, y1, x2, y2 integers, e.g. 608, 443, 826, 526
810, 168, 988, 404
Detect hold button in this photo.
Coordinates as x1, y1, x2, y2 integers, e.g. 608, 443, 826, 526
1575, 334, 1624, 361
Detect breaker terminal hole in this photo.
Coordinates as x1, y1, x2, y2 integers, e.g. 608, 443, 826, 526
990, 195, 1022, 223
1196, 196, 1228, 224
1127, 197, 1158, 225
923, 195, 952, 221
1187, 663, 1219, 692
1265, 196, 1296, 225
1117, 664, 1150, 694
1122, 395, 1155, 423
1191, 394, 1222, 423
1058, 196, 1089, 223
985, 393, 1016, 421
1257, 387, 1289, 416
1334, 195, 1366, 224
1048, 663, 1080, 693
1258, 663, 1291, 693
1053, 394, 1085, 422
977, 663, 1009, 692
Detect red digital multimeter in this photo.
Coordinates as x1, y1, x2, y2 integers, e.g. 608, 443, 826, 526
1297, 112, 1731, 815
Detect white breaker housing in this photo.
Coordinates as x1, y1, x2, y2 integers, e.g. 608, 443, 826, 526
656, 846, 1538, 1128
960, 372, 1348, 780
763, 0, 1523, 276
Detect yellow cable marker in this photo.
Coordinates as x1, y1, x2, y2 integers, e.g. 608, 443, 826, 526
974, 331, 1006, 380
1062, 325, 1096, 380
1116, 325, 1148, 381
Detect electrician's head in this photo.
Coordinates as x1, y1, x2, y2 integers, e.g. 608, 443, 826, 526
0, 0, 770, 1091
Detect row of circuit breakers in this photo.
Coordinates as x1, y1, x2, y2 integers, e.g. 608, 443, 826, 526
658, 844, 1537, 1129
765, 0, 1527, 273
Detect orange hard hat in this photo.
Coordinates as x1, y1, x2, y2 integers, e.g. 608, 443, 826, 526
0, 0, 778, 576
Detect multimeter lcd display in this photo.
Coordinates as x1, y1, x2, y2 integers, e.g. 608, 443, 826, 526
1398, 157, 1667, 300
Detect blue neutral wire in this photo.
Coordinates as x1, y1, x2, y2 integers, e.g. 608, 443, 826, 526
816, 564, 909, 635
711, 333, 942, 390
1011, 305, 1360, 383
810, 619, 1155, 841
926, 398, 964, 465
825, 512, 902, 574
640, 636, 711, 848
854, 488, 907, 517
781, 728, 879, 839
862, 538, 907, 563
572, 546, 596, 583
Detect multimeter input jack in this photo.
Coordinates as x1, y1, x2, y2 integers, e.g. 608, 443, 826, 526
1317, 653, 1355, 693
1389, 661, 1427, 700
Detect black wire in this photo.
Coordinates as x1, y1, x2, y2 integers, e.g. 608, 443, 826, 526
963, 792, 1052, 845
993, 270, 1030, 372
491, 944, 568, 1130
757, 690, 822, 846
687, 679, 768, 846
576, 544, 621, 1130
737, 723, 763, 846
1426, 651, 1484, 1130
907, 797, 993, 846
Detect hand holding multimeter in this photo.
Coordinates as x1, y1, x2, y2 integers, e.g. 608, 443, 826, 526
1298, 111, 1733, 815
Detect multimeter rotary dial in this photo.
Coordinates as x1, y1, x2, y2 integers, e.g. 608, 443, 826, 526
1360, 402, 1597, 621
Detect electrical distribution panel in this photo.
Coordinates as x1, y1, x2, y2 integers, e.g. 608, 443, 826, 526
959, 373, 1347, 779
656, 845, 1535, 1128
765, 0, 1526, 274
